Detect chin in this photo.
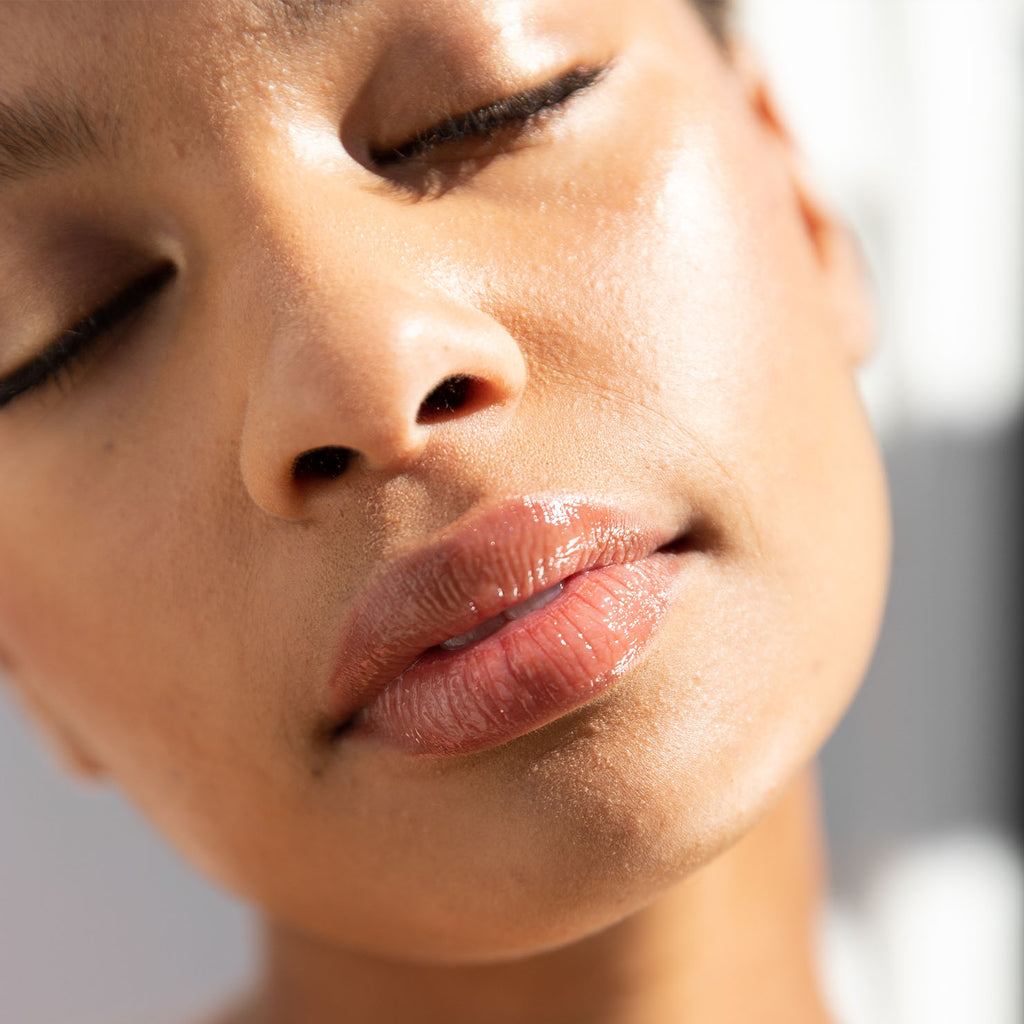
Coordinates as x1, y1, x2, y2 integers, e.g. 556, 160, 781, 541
302, 666, 845, 964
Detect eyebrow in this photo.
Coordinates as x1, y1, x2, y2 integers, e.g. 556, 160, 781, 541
0, 87, 113, 187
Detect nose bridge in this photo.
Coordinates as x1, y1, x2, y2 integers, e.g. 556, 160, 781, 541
235, 197, 526, 518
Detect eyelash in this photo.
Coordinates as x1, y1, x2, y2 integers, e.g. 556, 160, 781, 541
368, 64, 609, 168
0, 262, 176, 410
0, 67, 607, 410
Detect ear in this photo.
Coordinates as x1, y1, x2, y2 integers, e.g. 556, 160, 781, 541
1, 659, 106, 782
727, 41, 877, 365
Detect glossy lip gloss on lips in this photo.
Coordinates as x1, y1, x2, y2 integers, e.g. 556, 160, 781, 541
330, 497, 694, 757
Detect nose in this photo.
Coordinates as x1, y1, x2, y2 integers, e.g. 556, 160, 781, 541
238, 265, 526, 520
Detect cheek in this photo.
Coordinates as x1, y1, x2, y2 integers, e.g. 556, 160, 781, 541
431, 90, 892, 875
0, 425, 259, 803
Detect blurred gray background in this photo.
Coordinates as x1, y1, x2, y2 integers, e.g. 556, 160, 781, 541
2, 1, 1021, 1022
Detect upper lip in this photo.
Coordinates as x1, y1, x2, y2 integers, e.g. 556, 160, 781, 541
328, 495, 686, 726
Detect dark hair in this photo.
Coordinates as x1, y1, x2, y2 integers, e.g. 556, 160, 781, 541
694, 0, 730, 44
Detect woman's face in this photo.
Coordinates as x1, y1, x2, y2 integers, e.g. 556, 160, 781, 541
0, 0, 888, 960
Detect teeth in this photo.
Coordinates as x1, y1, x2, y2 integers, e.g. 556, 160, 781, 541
440, 582, 564, 652
439, 615, 506, 652
501, 582, 563, 621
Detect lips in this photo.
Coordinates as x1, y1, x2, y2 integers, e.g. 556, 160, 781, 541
329, 496, 692, 757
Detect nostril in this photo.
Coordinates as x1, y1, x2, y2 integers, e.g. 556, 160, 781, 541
418, 375, 473, 422
292, 446, 354, 483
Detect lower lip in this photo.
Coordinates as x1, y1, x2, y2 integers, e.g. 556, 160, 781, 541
351, 552, 688, 757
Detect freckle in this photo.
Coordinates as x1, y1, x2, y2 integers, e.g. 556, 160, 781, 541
103, 440, 116, 454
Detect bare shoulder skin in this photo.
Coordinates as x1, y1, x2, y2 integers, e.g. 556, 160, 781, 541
0, 1, 889, 1021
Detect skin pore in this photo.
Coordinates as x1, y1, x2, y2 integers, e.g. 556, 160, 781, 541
0, 1, 890, 1022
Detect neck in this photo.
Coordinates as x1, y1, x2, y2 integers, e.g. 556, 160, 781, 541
233, 770, 831, 1024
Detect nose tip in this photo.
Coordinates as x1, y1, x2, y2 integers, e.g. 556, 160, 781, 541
238, 284, 526, 519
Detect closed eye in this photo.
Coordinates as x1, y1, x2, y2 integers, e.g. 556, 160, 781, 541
0, 261, 176, 410
369, 64, 610, 168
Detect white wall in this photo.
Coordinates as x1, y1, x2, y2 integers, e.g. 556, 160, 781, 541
739, 0, 1024, 434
